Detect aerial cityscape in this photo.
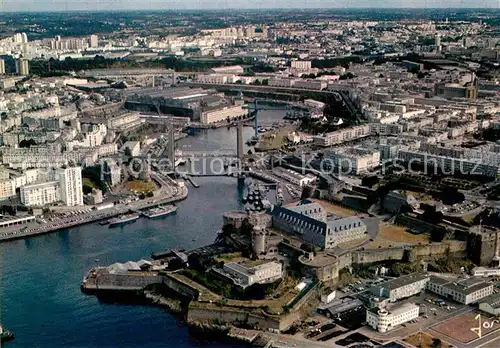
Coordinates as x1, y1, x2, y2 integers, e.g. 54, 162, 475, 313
0, 4, 500, 348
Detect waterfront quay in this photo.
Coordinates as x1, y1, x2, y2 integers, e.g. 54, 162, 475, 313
0, 184, 188, 243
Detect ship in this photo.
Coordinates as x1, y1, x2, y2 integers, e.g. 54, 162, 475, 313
108, 213, 140, 227
142, 205, 177, 219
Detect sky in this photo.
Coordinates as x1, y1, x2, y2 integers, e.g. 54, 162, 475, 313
1, 0, 499, 12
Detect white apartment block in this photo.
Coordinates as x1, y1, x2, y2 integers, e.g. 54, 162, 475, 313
324, 147, 381, 174
200, 105, 247, 124
397, 150, 500, 178
291, 60, 312, 71
221, 260, 282, 288
0, 180, 16, 200
427, 276, 493, 305
313, 125, 371, 147
20, 181, 60, 206
367, 303, 419, 333
294, 79, 327, 91
57, 167, 83, 206
2, 147, 92, 169
196, 74, 229, 84
471, 267, 500, 277
268, 78, 296, 88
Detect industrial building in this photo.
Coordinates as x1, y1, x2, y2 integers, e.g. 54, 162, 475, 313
200, 105, 247, 124
479, 292, 500, 316
271, 167, 317, 187
427, 276, 494, 304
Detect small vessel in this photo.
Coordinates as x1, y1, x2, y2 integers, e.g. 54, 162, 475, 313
108, 213, 140, 227
0, 325, 14, 343
142, 205, 177, 219
99, 220, 110, 226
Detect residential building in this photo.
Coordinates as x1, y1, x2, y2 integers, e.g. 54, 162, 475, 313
57, 167, 83, 207
427, 276, 494, 304
397, 150, 500, 178
197, 74, 229, 84
0, 78, 15, 89
15, 58, 29, 76
367, 303, 420, 333
294, 79, 327, 90
313, 125, 371, 147
121, 141, 141, 157
370, 273, 430, 302
291, 60, 312, 71
20, 181, 60, 206
471, 267, 500, 277
89, 34, 99, 48
0, 179, 16, 200
268, 78, 296, 88
324, 147, 380, 174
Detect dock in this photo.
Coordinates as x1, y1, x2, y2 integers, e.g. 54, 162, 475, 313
0, 186, 188, 243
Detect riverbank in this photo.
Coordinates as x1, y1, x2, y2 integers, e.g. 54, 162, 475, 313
0, 185, 188, 243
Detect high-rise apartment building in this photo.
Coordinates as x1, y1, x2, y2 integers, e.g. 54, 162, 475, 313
15, 58, 29, 76
90, 34, 99, 48
58, 167, 83, 206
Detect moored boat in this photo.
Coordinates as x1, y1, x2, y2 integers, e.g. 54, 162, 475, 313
108, 213, 140, 227
142, 205, 177, 219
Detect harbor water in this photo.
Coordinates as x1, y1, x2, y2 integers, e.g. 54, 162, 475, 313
0, 109, 286, 347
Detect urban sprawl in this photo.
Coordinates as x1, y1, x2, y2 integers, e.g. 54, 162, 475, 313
1, 8, 500, 348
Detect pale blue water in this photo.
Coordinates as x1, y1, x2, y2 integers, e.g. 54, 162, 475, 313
0, 110, 286, 347
1, 177, 245, 348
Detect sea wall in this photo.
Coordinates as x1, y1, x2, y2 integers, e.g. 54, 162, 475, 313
187, 303, 301, 332
163, 274, 202, 300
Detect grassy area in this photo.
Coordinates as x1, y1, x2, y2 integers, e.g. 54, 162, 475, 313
404, 332, 453, 348
379, 224, 430, 243
214, 252, 247, 264
82, 177, 102, 195
126, 179, 156, 194
366, 223, 429, 249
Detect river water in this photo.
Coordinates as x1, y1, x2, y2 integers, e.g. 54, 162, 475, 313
0, 109, 286, 347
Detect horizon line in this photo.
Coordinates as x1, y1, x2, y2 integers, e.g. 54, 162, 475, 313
2, 7, 499, 14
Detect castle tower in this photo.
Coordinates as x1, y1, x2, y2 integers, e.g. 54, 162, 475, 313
251, 226, 266, 257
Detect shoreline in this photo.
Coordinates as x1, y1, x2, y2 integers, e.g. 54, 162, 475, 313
0, 186, 188, 243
